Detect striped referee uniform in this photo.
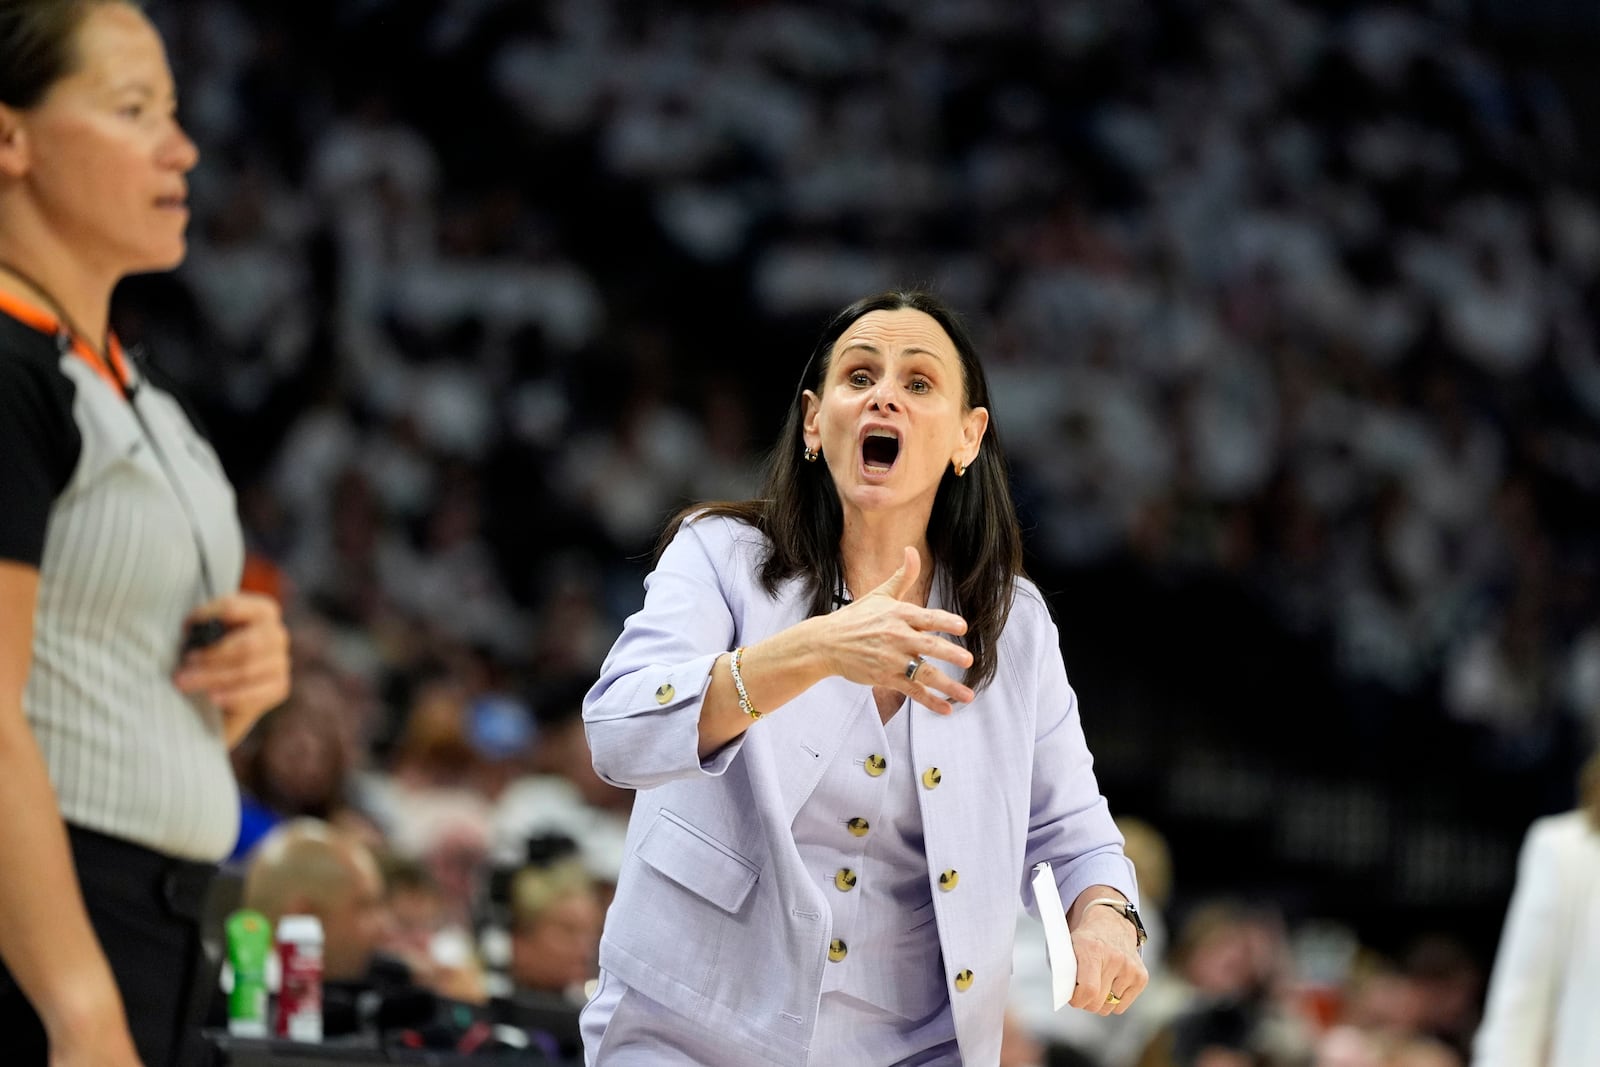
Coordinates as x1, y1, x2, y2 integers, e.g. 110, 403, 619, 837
0, 293, 242, 859
0, 292, 244, 1064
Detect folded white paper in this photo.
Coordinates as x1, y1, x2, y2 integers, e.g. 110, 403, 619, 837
1031, 860, 1076, 1011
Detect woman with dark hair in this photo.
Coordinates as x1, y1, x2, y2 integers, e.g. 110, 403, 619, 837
0, 2, 289, 1064
581, 290, 1147, 1064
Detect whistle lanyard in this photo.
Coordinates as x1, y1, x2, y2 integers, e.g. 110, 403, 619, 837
0, 266, 220, 602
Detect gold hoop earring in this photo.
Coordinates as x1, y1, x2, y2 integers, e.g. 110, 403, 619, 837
953, 459, 966, 478
804, 446, 819, 463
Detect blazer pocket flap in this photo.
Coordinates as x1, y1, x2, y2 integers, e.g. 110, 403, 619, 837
638, 810, 759, 914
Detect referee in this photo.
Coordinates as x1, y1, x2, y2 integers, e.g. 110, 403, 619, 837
0, 2, 289, 1064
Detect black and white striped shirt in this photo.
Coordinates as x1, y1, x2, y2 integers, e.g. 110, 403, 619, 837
0, 296, 243, 861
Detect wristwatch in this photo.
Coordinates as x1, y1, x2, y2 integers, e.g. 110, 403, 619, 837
1088, 897, 1148, 951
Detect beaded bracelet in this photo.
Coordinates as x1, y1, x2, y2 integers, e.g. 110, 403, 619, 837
730, 646, 762, 720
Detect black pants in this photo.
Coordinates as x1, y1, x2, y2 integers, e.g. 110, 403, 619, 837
0, 824, 218, 1067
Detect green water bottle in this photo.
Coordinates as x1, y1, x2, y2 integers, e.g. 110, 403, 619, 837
224, 908, 273, 1037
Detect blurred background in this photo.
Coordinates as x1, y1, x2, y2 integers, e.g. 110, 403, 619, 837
116, 0, 1600, 1062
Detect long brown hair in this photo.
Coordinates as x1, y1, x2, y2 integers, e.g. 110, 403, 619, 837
658, 289, 1025, 694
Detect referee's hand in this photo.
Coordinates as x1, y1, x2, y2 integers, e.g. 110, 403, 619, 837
173, 592, 290, 744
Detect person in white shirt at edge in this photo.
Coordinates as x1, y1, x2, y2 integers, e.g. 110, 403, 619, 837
580, 288, 1148, 1065
1472, 747, 1600, 1067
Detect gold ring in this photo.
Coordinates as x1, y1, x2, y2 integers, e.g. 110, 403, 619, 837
1105, 993, 1122, 1005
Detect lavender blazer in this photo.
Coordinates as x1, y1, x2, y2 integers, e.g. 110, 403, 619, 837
583, 515, 1138, 1065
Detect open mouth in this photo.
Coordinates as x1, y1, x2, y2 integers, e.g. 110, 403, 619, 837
862, 430, 900, 472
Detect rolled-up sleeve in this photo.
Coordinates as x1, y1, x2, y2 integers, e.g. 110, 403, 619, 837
583, 517, 752, 789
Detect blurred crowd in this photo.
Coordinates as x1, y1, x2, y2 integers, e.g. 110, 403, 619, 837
110, 0, 1600, 1063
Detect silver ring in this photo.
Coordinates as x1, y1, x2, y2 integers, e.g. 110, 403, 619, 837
905, 657, 923, 682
